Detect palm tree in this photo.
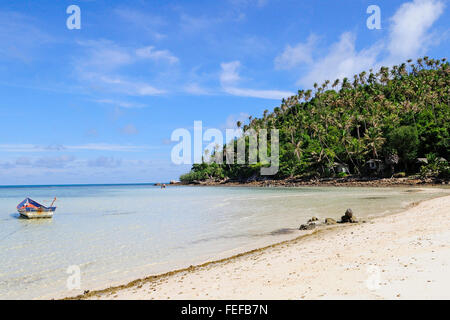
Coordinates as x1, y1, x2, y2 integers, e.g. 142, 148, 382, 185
273, 107, 281, 116
363, 127, 385, 159
304, 90, 312, 101
332, 79, 340, 89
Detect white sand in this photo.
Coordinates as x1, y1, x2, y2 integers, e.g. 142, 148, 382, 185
87, 195, 450, 300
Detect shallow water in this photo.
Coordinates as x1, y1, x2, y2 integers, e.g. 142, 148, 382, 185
0, 184, 447, 299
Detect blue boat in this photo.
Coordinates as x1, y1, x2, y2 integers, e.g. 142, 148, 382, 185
17, 197, 57, 219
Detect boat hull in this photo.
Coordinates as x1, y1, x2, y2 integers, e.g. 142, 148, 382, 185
18, 208, 56, 219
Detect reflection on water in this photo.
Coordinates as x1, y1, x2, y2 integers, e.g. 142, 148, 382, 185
0, 184, 448, 299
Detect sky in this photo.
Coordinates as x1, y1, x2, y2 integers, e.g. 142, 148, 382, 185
0, 0, 448, 185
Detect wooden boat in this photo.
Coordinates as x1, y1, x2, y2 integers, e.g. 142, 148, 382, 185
17, 197, 57, 219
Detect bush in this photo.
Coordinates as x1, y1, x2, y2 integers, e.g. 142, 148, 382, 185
419, 153, 450, 179
179, 171, 204, 183
385, 126, 419, 172
179, 162, 226, 183
337, 172, 348, 178
393, 172, 406, 178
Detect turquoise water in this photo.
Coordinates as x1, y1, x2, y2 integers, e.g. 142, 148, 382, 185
0, 184, 447, 299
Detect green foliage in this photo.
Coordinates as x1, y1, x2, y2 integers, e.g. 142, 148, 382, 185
393, 172, 406, 178
419, 153, 450, 179
181, 57, 450, 182
385, 126, 419, 172
180, 162, 225, 183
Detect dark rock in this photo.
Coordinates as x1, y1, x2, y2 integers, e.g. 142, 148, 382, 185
299, 223, 316, 230
308, 216, 319, 223
345, 208, 353, 218
325, 218, 337, 225
340, 208, 358, 223
340, 215, 358, 223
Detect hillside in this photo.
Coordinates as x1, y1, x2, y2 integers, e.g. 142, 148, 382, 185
181, 57, 449, 183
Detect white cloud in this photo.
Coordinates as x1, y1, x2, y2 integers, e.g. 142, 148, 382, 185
88, 156, 122, 168
298, 32, 382, 87
84, 73, 166, 96
0, 144, 58, 153
95, 99, 147, 109
274, 34, 317, 70
286, 0, 445, 88
34, 155, 76, 168
0, 158, 189, 185
387, 0, 445, 62
184, 83, 213, 95
220, 61, 242, 85
220, 61, 294, 100
0, 144, 152, 153
136, 46, 179, 64
2, 155, 79, 169
75, 40, 170, 96
76, 40, 133, 71
223, 87, 296, 100
224, 112, 250, 129
136, 84, 166, 96
68, 144, 152, 152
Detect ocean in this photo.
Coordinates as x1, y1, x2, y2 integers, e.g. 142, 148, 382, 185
0, 184, 447, 299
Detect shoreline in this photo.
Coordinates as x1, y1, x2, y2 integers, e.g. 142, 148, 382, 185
176, 176, 449, 188
65, 192, 450, 300
64, 226, 330, 300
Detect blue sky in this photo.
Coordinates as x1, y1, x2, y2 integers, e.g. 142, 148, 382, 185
0, 0, 448, 185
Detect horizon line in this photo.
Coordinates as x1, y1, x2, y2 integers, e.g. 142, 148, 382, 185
0, 182, 173, 188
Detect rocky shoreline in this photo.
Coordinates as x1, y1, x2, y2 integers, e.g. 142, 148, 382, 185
177, 176, 449, 188
299, 208, 363, 231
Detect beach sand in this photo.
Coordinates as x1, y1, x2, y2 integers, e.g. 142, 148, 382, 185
80, 194, 450, 300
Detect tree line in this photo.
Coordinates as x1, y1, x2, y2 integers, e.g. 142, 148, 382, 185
181, 57, 449, 183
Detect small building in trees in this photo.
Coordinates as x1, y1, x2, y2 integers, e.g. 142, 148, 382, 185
365, 159, 384, 175
416, 158, 428, 165
416, 157, 448, 164
333, 162, 350, 175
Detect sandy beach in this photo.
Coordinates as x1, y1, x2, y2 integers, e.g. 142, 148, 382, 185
76, 194, 450, 300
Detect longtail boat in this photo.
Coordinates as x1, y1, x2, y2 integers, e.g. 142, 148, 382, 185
17, 197, 57, 219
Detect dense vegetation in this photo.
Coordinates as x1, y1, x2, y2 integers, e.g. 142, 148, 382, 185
181, 57, 449, 183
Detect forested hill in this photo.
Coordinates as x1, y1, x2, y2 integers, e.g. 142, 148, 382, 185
181, 57, 449, 183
